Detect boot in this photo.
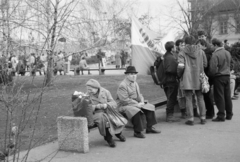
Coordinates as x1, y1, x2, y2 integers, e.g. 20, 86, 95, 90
194, 108, 200, 117
104, 128, 116, 147
166, 115, 180, 122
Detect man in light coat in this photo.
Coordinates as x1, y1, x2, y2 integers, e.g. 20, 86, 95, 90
177, 36, 207, 126
116, 66, 160, 138
209, 38, 233, 121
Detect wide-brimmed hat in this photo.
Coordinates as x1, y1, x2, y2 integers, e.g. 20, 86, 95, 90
124, 66, 138, 74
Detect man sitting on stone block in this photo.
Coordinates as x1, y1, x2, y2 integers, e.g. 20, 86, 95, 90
116, 66, 161, 138
86, 79, 126, 148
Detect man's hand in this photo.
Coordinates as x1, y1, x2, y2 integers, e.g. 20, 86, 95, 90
138, 102, 145, 107
101, 104, 108, 109
95, 104, 107, 109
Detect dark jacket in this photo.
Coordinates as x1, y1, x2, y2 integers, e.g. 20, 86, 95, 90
203, 42, 214, 74
209, 47, 231, 78
163, 52, 178, 86
178, 45, 207, 90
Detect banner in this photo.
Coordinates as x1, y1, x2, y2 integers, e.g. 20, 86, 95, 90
131, 16, 176, 75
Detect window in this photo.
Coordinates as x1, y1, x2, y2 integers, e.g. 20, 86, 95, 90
219, 21, 228, 34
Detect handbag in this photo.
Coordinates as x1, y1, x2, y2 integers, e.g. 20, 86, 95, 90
105, 106, 128, 128
200, 72, 210, 93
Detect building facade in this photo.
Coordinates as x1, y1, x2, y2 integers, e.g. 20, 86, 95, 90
189, 0, 240, 44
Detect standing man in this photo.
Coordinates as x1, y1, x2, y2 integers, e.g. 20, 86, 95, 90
163, 41, 179, 122
29, 53, 36, 76
40, 52, 47, 75
198, 30, 215, 119
209, 38, 233, 121
116, 66, 160, 138
115, 51, 121, 69
96, 49, 105, 74
178, 36, 207, 125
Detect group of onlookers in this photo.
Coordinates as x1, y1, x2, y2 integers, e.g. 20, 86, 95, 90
162, 30, 238, 126
0, 51, 73, 79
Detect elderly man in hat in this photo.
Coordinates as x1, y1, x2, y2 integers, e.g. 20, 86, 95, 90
116, 66, 161, 138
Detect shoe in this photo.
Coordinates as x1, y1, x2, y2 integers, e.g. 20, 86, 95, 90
185, 120, 194, 126
231, 96, 238, 100
106, 138, 116, 148
206, 116, 214, 119
115, 134, 126, 142
225, 116, 232, 120
134, 132, 145, 138
200, 119, 206, 125
212, 117, 225, 122
194, 108, 200, 117
146, 127, 161, 134
166, 116, 180, 122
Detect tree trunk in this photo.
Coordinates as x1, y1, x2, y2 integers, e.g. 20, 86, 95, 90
45, 0, 59, 86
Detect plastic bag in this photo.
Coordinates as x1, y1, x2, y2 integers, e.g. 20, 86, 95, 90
200, 72, 210, 93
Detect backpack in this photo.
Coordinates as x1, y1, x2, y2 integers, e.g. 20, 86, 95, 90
150, 56, 165, 88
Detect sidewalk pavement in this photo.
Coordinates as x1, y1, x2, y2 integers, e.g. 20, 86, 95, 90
16, 99, 240, 162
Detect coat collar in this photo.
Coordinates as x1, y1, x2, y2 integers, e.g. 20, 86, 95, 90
214, 47, 224, 53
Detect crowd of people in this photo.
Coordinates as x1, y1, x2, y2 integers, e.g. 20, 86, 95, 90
0, 51, 72, 81
162, 30, 239, 125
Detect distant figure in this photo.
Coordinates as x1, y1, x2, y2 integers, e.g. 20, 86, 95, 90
29, 53, 36, 76
120, 50, 126, 68
56, 51, 65, 75
124, 51, 129, 65
11, 54, 18, 76
96, 49, 105, 68
16, 60, 26, 76
40, 52, 47, 75
78, 57, 91, 75
115, 52, 121, 69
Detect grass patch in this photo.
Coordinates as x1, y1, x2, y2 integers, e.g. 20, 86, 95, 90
0, 75, 165, 151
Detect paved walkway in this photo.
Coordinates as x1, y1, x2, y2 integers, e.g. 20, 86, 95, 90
16, 99, 240, 162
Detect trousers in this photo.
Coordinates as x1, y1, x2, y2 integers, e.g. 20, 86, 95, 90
131, 109, 157, 133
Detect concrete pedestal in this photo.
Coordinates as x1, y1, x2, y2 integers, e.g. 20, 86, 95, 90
57, 116, 89, 153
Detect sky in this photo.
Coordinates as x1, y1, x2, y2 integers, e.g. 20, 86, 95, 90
132, 0, 187, 34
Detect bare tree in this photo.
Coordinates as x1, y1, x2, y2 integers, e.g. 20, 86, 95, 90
165, 0, 218, 40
